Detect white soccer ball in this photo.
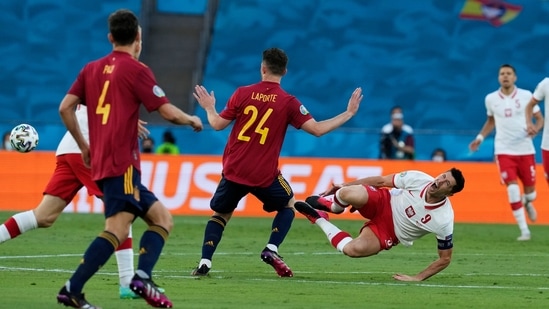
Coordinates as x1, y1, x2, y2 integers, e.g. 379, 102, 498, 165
10, 124, 39, 153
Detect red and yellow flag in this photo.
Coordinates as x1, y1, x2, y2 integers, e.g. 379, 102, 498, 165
459, 0, 522, 27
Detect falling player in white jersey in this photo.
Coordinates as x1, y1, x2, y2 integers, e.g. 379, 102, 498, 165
469, 64, 543, 241
295, 168, 465, 281
0, 104, 146, 299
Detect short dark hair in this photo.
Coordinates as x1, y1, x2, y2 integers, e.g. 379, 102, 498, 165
450, 167, 465, 194
108, 9, 139, 46
499, 63, 516, 74
262, 48, 288, 76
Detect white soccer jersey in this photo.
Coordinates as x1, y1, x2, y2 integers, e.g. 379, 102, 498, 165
533, 78, 549, 150
390, 171, 454, 247
56, 104, 88, 156
485, 87, 539, 155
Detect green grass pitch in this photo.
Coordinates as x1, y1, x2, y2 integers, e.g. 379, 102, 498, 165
1, 211, 548, 308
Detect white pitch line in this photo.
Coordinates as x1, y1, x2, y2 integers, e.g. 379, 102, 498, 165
1, 265, 547, 281
0, 253, 82, 259
243, 278, 549, 291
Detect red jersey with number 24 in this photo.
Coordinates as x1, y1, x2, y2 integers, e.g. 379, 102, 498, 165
68, 51, 169, 181
219, 81, 313, 187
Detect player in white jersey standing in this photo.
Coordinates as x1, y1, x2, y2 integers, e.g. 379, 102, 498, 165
295, 168, 465, 281
526, 77, 549, 195
0, 104, 145, 299
469, 64, 543, 241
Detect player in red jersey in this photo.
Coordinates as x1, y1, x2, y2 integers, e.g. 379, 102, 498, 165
0, 104, 148, 299
56, 9, 202, 309
191, 47, 363, 277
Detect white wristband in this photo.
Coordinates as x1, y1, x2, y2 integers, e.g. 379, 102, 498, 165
475, 134, 484, 142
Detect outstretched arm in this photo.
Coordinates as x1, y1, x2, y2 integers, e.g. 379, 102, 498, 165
319, 174, 395, 196
393, 248, 452, 281
157, 103, 203, 132
193, 85, 232, 130
300, 87, 363, 137
346, 174, 394, 187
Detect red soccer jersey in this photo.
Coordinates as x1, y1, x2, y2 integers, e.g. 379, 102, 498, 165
68, 51, 169, 180
219, 81, 313, 187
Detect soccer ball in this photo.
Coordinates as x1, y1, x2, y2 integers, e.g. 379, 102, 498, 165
10, 124, 39, 153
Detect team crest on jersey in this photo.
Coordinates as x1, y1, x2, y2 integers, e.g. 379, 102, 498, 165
405, 205, 415, 218
399, 172, 407, 177
299, 105, 309, 115
153, 85, 166, 97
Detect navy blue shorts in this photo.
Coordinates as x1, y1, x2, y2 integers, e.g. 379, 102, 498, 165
210, 174, 294, 213
96, 165, 158, 218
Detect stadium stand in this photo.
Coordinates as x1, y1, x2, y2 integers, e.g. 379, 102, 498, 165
1, 0, 548, 161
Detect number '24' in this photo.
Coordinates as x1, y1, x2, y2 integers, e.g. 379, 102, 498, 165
237, 105, 273, 145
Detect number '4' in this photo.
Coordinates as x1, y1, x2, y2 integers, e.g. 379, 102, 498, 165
97, 80, 111, 125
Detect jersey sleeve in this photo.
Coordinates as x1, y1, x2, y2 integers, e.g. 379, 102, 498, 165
435, 222, 454, 249
67, 66, 86, 101
134, 68, 170, 112
485, 94, 493, 116
533, 78, 549, 102
288, 97, 313, 129
392, 170, 432, 189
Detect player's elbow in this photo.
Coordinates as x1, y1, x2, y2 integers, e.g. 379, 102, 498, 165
308, 130, 323, 137
300, 120, 326, 137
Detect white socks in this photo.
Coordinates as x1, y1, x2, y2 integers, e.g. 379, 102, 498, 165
115, 247, 134, 287
0, 210, 38, 243
513, 208, 530, 236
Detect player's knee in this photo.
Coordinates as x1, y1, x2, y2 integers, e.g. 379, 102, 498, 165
524, 191, 536, 202
337, 186, 354, 203
165, 214, 174, 232
506, 183, 521, 203
156, 211, 173, 233
338, 185, 366, 206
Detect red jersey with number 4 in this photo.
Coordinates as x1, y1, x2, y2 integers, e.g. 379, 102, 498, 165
219, 81, 313, 187
68, 51, 169, 180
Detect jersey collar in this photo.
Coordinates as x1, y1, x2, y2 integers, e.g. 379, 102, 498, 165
420, 183, 447, 209
497, 87, 517, 99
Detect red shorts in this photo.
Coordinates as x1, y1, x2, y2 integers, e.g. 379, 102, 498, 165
495, 154, 536, 186
357, 185, 399, 250
43, 153, 102, 203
